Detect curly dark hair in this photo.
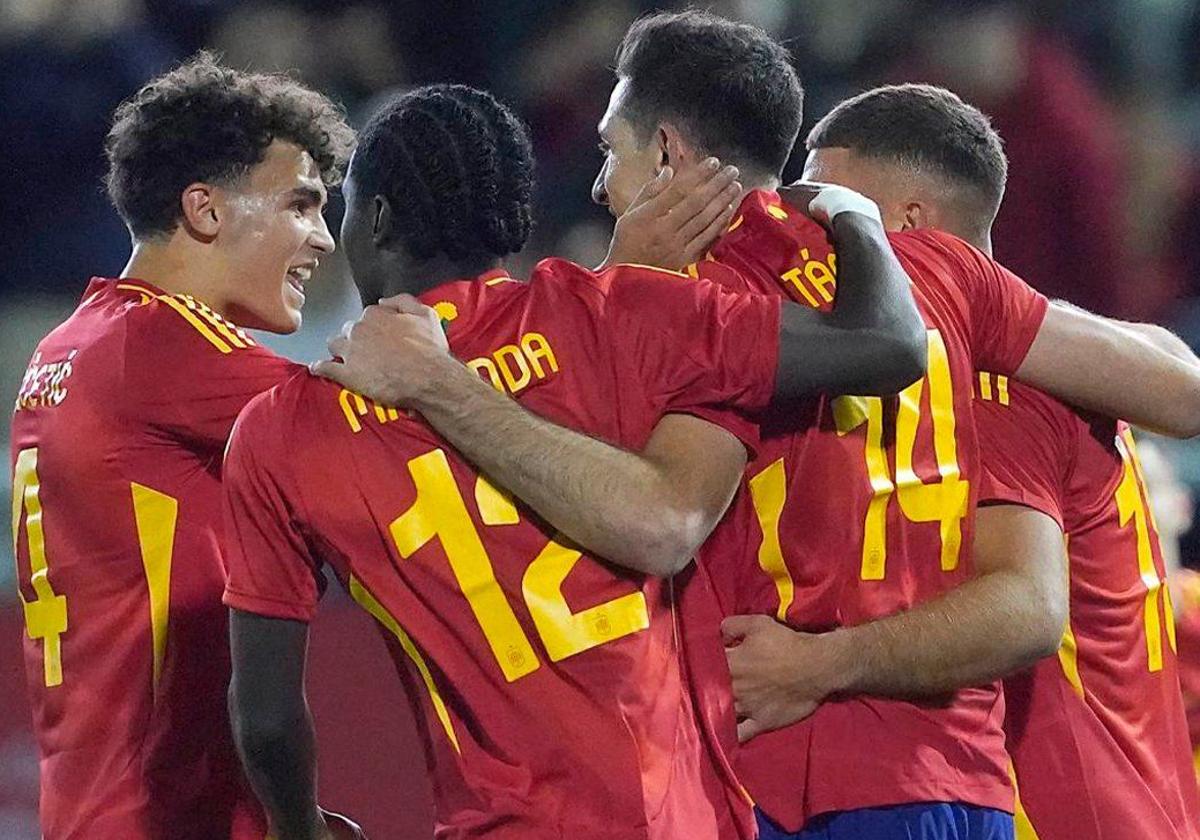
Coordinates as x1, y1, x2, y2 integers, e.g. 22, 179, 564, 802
351, 84, 534, 262
105, 51, 355, 239
615, 10, 803, 179
807, 84, 1008, 235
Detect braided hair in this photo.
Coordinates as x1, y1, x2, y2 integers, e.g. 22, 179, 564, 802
353, 84, 534, 262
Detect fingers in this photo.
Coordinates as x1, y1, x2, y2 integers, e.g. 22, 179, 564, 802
678, 185, 742, 263
625, 166, 674, 212
327, 334, 349, 361
721, 614, 772, 644
737, 717, 767, 743
310, 358, 355, 389
376, 293, 427, 315
655, 162, 739, 232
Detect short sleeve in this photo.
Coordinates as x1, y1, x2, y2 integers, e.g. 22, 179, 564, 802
222, 392, 325, 622
974, 377, 1072, 528
928, 231, 1049, 374
603, 266, 781, 450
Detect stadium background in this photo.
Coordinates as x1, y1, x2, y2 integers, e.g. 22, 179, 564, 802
2, 0, 1200, 836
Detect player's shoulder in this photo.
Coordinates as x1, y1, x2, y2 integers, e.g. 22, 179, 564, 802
118, 281, 277, 364
532, 255, 697, 309
717, 189, 832, 255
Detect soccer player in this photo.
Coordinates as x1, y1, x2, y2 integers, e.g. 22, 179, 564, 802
222, 84, 924, 840
323, 12, 1200, 840
780, 83, 1200, 839
10, 54, 353, 838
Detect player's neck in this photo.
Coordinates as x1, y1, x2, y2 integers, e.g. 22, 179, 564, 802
121, 240, 235, 314
385, 253, 504, 298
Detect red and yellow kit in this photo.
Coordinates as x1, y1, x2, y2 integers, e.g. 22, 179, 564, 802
975, 376, 1200, 839
221, 261, 779, 840
11, 278, 294, 838
684, 191, 1048, 832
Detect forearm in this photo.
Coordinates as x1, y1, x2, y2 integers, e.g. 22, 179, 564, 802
825, 566, 1063, 698
775, 214, 926, 399
233, 704, 324, 840
412, 361, 701, 575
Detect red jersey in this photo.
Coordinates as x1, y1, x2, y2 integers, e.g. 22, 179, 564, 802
686, 191, 1048, 831
975, 376, 1200, 839
10, 278, 294, 839
221, 261, 779, 840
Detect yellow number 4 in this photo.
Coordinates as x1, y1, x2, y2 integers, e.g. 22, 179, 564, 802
12, 448, 68, 687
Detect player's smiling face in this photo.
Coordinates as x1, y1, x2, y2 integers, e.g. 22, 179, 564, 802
592, 78, 664, 217
216, 141, 334, 334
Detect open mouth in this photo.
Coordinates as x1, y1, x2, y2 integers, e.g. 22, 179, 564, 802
286, 265, 314, 296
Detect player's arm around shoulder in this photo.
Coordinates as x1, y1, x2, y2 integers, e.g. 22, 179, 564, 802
1016, 301, 1200, 438
771, 183, 927, 399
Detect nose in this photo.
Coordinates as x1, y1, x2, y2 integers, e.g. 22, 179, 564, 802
591, 164, 608, 207
311, 211, 335, 254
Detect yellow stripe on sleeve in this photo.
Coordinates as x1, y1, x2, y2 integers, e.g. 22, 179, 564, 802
997, 375, 1010, 406
349, 576, 461, 754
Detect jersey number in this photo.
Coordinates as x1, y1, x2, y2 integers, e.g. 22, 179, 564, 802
1113, 429, 1176, 672
388, 449, 649, 682
748, 330, 968, 610
13, 447, 180, 691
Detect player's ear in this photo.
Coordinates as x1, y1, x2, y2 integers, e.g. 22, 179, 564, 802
371, 195, 395, 246
660, 123, 696, 171
901, 201, 928, 232
179, 183, 220, 241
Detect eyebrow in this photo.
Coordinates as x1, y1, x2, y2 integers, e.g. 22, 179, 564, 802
289, 185, 327, 207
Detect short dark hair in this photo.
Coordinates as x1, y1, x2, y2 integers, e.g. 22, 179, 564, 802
352, 84, 534, 262
105, 51, 354, 239
615, 10, 803, 178
807, 84, 1008, 227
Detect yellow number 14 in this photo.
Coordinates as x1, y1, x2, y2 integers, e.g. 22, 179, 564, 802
833, 329, 969, 580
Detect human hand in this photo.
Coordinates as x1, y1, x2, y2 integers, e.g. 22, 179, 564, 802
311, 294, 451, 409
602, 157, 742, 271
722, 614, 851, 742
779, 180, 882, 229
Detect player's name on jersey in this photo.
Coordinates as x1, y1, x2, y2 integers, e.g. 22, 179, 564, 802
337, 329, 561, 433
465, 331, 559, 397
16, 350, 78, 411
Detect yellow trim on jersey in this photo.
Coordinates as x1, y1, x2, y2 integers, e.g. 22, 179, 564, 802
996, 375, 1010, 406
117, 284, 233, 354
348, 575, 461, 754
767, 205, 789, 220
131, 483, 178, 698
607, 262, 690, 279
727, 214, 745, 233
182, 296, 258, 348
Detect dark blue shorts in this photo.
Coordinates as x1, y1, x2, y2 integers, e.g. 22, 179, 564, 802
755, 802, 1014, 840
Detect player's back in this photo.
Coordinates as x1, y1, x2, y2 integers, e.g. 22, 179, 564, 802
222, 262, 777, 840
691, 192, 1046, 831
11, 278, 289, 839
975, 376, 1200, 839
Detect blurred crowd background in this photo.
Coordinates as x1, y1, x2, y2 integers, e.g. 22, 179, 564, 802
3, 0, 1200, 836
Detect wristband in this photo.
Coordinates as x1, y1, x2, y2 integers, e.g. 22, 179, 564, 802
808, 185, 883, 226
